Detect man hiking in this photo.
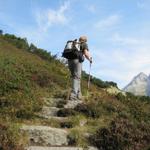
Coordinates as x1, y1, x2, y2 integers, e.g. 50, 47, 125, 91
68, 36, 92, 100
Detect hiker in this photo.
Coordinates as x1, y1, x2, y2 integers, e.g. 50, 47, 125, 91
68, 36, 92, 100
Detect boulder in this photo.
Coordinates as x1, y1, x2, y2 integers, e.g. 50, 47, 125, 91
21, 125, 68, 146
38, 106, 60, 118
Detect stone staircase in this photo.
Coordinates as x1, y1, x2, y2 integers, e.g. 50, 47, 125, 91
27, 146, 97, 150
21, 97, 98, 150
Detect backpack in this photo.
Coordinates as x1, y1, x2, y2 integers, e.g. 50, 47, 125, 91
62, 40, 84, 63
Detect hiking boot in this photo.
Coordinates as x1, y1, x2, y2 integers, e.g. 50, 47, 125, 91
69, 92, 78, 101
69, 96, 78, 101
77, 94, 82, 100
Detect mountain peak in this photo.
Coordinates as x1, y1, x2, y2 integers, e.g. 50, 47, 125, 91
138, 72, 146, 75
136, 72, 147, 78
123, 72, 150, 96
133, 72, 148, 82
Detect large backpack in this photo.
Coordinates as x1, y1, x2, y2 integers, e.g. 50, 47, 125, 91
62, 39, 81, 59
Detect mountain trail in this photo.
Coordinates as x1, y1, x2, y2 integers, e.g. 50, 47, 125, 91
21, 97, 98, 150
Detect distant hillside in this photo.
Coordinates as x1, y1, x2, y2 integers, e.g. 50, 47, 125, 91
0, 33, 150, 150
123, 72, 150, 96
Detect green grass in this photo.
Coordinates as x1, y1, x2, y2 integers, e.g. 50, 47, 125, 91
0, 35, 70, 149
0, 36, 69, 119
0, 119, 27, 150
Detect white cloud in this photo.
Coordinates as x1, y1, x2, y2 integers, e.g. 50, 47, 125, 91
18, 1, 71, 44
35, 1, 70, 32
111, 33, 150, 51
111, 33, 139, 45
90, 34, 150, 88
94, 14, 121, 30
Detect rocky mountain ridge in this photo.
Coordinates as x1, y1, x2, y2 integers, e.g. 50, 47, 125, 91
123, 72, 150, 96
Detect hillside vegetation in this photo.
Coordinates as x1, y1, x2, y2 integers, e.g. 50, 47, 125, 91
0, 33, 116, 119
0, 33, 150, 150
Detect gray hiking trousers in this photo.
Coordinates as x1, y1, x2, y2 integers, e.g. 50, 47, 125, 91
68, 59, 82, 99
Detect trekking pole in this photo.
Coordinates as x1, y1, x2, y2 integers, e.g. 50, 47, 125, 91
87, 61, 92, 90
66, 72, 71, 101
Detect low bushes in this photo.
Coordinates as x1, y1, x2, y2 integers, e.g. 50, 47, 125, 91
90, 118, 150, 150
74, 103, 101, 118
0, 122, 26, 150
57, 108, 77, 117
74, 99, 118, 118
68, 128, 88, 148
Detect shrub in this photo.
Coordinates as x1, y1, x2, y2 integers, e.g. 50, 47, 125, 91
3, 34, 29, 50
68, 129, 80, 146
56, 99, 68, 108
90, 118, 150, 150
60, 121, 74, 128
57, 108, 77, 117
116, 92, 126, 101
68, 128, 88, 148
138, 96, 150, 102
0, 122, 26, 150
0, 30, 3, 35
31, 71, 52, 87
75, 102, 103, 118
82, 71, 118, 88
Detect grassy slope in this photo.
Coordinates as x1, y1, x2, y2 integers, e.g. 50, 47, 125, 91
0, 36, 66, 118
0, 35, 150, 150
0, 35, 101, 118
0, 35, 74, 149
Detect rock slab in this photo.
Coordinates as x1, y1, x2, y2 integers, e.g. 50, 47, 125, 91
38, 106, 60, 118
26, 146, 98, 150
21, 125, 68, 146
64, 100, 82, 109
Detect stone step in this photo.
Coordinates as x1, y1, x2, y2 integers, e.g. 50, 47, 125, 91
64, 100, 83, 109
26, 146, 83, 150
21, 125, 68, 146
42, 98, 65, 107
38, 107, 60, 118
48, 116, 68, 121
38, 114, 68, 121
26, 146, 98, 150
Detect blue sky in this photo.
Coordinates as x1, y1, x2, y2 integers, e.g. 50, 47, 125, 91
0, 0, 150, 88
